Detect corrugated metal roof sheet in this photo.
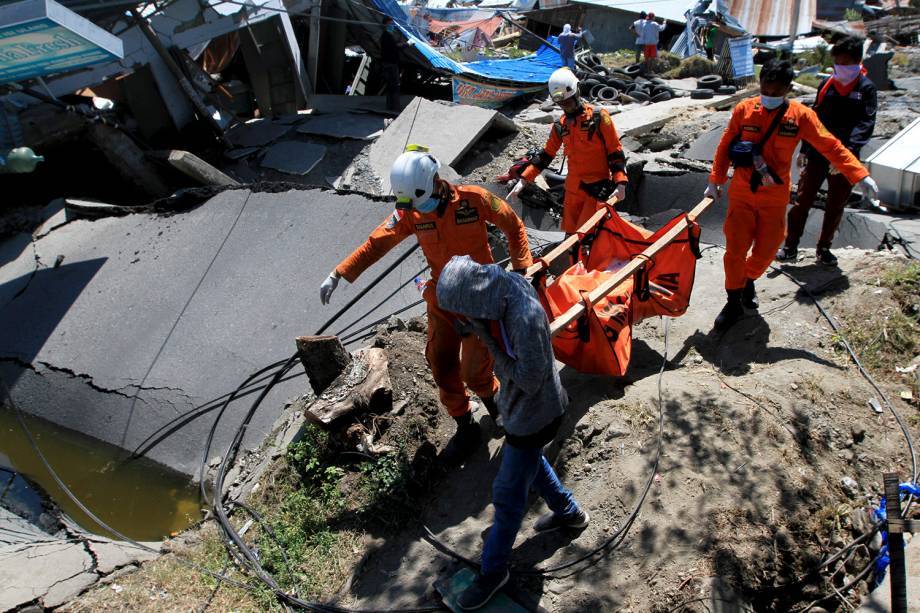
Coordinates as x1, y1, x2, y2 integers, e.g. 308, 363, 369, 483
721, 0, 817, 37
568, 0, 692, 23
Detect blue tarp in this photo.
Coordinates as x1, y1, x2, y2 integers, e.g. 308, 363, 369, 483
372, 0, 562, 84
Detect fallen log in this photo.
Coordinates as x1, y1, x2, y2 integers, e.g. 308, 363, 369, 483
548, 197, 713, 337
305, 348, 391, 426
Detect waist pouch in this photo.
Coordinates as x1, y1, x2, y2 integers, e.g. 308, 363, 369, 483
728, 139, 755, 167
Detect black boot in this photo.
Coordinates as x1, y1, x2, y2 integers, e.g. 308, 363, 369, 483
442, 412, 481, 464
742, 278, 759, 310
714, 289, 744, 331
479, 395, 504, 438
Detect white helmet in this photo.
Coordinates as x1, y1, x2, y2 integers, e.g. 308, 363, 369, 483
548, 67, 579, 103
390, 146, 441, 207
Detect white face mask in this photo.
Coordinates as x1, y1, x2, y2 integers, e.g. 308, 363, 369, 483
415, 196, 439, 214
760, 95, 785, 110
833, 64, 861, 84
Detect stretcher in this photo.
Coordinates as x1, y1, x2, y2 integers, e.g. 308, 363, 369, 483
528, 198, 714, 377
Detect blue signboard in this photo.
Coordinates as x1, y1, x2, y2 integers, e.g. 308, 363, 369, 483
0, 0, 124, 84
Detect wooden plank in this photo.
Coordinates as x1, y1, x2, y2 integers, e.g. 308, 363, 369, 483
549, 198, 713, 337
524, 207, 610, 276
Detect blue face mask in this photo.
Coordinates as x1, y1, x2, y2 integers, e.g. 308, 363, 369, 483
386, 24, 397, 34
415, 196, 439, 214
760, 94, 785, 110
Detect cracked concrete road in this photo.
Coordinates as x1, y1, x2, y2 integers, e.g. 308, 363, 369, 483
0, 188, 427, 475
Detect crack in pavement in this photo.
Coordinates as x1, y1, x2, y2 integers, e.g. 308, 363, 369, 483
8, 237, 45, 303
0, 357, 193, 408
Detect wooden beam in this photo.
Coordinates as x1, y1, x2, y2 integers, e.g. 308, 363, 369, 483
549, 198, 713, 337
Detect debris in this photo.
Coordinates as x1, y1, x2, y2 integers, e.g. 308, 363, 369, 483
295, 335, 353, 395
260, 141, 326, 175
902, 390, 914, 401
841, 476, 860, 498
226, 119, 292, 148
868, 398, 884, 414
165, 150, 239, 187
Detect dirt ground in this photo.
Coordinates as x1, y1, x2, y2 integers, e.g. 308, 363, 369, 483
317, 247, 917, 613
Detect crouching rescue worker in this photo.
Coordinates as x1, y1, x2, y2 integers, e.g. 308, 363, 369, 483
510, 67, 628, 235
319, 146, 533, 463
436, 255, 588, 610
777, 36, 878, 266
705, 59, 878, 331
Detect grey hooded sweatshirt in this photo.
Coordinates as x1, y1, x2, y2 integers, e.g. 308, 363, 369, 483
436, 255, 567, 440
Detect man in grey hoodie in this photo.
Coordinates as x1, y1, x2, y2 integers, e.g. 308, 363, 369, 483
437, 255, 589, 610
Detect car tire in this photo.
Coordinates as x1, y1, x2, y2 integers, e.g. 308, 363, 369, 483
697, 74, 723, 90
690, 88, 715, 99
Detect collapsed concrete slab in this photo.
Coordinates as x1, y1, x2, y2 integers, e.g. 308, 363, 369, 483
296, 113, 387, 141
346, 97, 518, 196
0, 508, 159, 611
0, 188, 428, 476
260, 141, 327, 175
615, 89, 756, 137
226, 119, 293, 148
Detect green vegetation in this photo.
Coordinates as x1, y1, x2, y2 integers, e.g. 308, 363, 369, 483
797, 45, 833, 70
794, 73, 824, 89
836, 262, 920, 379
843, 8, 861, 21
663, 55, 716, 78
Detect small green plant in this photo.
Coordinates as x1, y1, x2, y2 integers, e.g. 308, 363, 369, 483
883, 261, 920, 319
798, 45, 833, 69
794, 73, 824, 89
843, 8, 861, 21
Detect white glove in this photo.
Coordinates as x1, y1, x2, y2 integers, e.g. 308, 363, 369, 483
703, 182, 722, 200
508, 179, 525, 202
857, 176, 878, 200
319, 272, 339, 305
611, 183, 627, 203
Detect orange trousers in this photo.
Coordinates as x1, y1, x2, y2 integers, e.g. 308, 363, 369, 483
562, 188, 604, 234
723, 194, 787, 290
425, 288, 500, 417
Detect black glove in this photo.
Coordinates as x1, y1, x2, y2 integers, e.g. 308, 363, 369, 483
512, 268, 527, 275
580, 178, 616, 200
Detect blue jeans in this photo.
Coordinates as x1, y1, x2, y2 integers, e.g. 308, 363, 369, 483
480, 443, 579, 576
562, 53, 576, 70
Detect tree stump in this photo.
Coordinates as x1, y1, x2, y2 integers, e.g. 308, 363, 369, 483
305, 348, 392, 426
295, 335, 352, 395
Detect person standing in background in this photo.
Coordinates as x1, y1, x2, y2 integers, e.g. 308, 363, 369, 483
557, 24, 582, 70
629, 11, 647, 64
380, 16, 414, 112
641, 13, 666, 74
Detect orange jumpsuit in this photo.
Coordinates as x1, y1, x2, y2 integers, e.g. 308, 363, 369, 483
710, 98, 868, 289
523, 104, 628, 233
336, 184, 533, 417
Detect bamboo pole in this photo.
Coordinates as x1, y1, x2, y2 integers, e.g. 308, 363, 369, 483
525, 206, 610, 277
549, 198, 713, 337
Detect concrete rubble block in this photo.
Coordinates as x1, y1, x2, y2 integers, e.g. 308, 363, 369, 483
226, 119, 293, 148
307, 94, 415, 115
296, 113, 387, 140
365, 97, 519, 195
42, 571, 99, 608
616, 88, 756, 137
260, 141, 326, 175
306, 347, 391, 426
295, 335, 353, 395
166, 150, 240, 187
683, 124, 726, 162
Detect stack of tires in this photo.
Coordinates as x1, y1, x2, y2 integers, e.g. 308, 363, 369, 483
690, 74, 738, 99
574, 57, 677, 106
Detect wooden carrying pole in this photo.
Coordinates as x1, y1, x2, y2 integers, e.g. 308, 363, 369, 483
525, 207, 610, 277
549, 198, 714, 338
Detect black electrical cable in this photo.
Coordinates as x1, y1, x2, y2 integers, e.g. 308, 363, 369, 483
334, 263, 430, 338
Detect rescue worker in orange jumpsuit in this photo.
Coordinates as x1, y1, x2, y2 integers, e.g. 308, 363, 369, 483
319, 147, 533, 462
510, 67, 628, 235
706, 59, 878, 330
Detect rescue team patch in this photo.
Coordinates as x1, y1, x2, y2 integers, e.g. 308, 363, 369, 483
414, 222, 436, 231
602, 112, 612, 126
742, 125, 761, 133
454, 207, 480, 225
385, 209, 404, 229
490, 195, 503, 212
778, 121, 799, 137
